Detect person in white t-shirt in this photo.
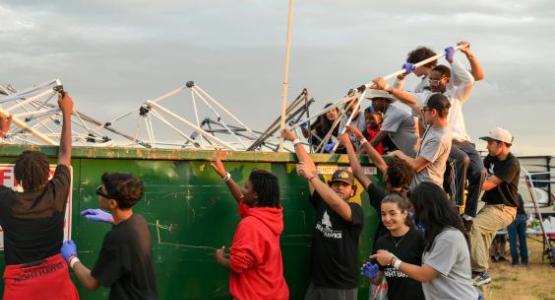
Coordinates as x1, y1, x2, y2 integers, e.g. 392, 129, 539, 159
373, 42, 486, 226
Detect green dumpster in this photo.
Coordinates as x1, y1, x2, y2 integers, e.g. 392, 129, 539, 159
0, 145, 381, 299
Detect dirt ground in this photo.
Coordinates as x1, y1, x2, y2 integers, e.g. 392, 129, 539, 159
482, 236, 555, 300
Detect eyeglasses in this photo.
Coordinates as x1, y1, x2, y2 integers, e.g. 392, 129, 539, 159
95, 185, 111, 198
428, 79, 442, 85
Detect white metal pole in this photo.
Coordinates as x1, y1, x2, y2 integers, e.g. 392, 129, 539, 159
278, 0, 295, 151
193, 85, 257, 137
145, 101, 236, 150
191, 88, 247, 148
149, 109, 199, 147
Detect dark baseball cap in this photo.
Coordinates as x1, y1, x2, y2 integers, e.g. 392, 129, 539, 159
330, 169, 355, 185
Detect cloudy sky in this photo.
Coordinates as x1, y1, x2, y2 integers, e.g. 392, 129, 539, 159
1, 0, 554, 156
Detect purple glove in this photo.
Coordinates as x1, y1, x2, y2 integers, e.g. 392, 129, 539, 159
402, 62, 415, 74
81, 208, 114, 223
444, 46, 455, 63
361, 261, 380, 279
61, 240, 77, 261
323, 142, 336, 153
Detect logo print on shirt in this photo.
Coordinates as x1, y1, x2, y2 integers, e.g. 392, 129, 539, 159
488, 163, 495, 176
315, 209, 343, 239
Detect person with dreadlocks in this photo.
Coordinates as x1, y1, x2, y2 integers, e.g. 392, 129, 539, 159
210, 152, 289, 300
0, 92, 78, 299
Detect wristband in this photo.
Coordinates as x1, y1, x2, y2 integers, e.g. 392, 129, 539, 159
393, 257, 402, 270
223, 173, 231, 182
359, 137, 368, 145
307, 174, 318, 182
69, 256, 80, 269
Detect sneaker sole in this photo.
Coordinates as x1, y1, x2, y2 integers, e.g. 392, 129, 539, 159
472, 277, 491, 287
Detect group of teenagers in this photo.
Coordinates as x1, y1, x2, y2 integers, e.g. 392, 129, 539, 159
211, 41, 523, 300
0, 40, 523, 300
0, 94, 157, 299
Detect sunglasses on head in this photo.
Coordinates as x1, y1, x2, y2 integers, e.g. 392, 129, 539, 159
95, 185, 111, 198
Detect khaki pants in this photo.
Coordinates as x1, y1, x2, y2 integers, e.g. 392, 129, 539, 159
470, 204, 516, 272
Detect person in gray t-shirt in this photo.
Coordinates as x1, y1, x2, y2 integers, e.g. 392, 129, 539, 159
383, 93, 452, 189
367, 89, 417, 157
372, 182, 478, 300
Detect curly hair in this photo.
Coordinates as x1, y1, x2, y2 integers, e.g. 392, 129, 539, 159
432, 64, 451, 79
386, 157, 414, 189
407, 46, 437, 68
14, 151, 50, 191
101, 172, 144, 209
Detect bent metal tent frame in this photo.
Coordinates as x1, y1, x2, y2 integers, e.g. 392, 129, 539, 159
0, 80, 312, 152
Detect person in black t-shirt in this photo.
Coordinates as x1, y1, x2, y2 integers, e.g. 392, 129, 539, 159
61, 173, 158, 300
0, 92, 78, 300
282, 129, 363, 300
470, 127, 519, 287
339, 125, 414, 245
373, 193, 425, 300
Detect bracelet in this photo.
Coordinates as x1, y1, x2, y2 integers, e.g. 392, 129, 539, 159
69, 256, 80, 269
359, 137, 368, 145
393, 257, 402, 270
307, 174, 318, 182
388, 253, 396, 265
223, 173, 231, 182
292, 138, 301, 146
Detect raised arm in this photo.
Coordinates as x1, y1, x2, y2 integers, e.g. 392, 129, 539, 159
345, 125, 387, 175
296, 162, 353, 222
282, 128, 316, 194
58, 92, 73, 166
339, 132, 371, 189
445, 47, 475, 103
373, 78, 419, 107
211, 152, 244, 203
458, 41, 484, 81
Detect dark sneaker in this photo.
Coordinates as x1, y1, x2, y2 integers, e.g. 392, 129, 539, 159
472, 272, 492, 286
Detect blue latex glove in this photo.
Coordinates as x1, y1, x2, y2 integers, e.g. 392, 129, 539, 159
360, 261, 380, 279
323, 142, 336, 153
402, 62, 415, 74
444, 46, 455, 63
61, 240, 77, 261
81, 208, 114, 223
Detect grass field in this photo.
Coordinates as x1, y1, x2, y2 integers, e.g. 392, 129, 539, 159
482, 237, 555, 300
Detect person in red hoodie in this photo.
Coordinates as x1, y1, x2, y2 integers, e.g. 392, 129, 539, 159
211, 152, 289, 300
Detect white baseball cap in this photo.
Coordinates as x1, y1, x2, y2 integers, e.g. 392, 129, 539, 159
479, 127, 514, 144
